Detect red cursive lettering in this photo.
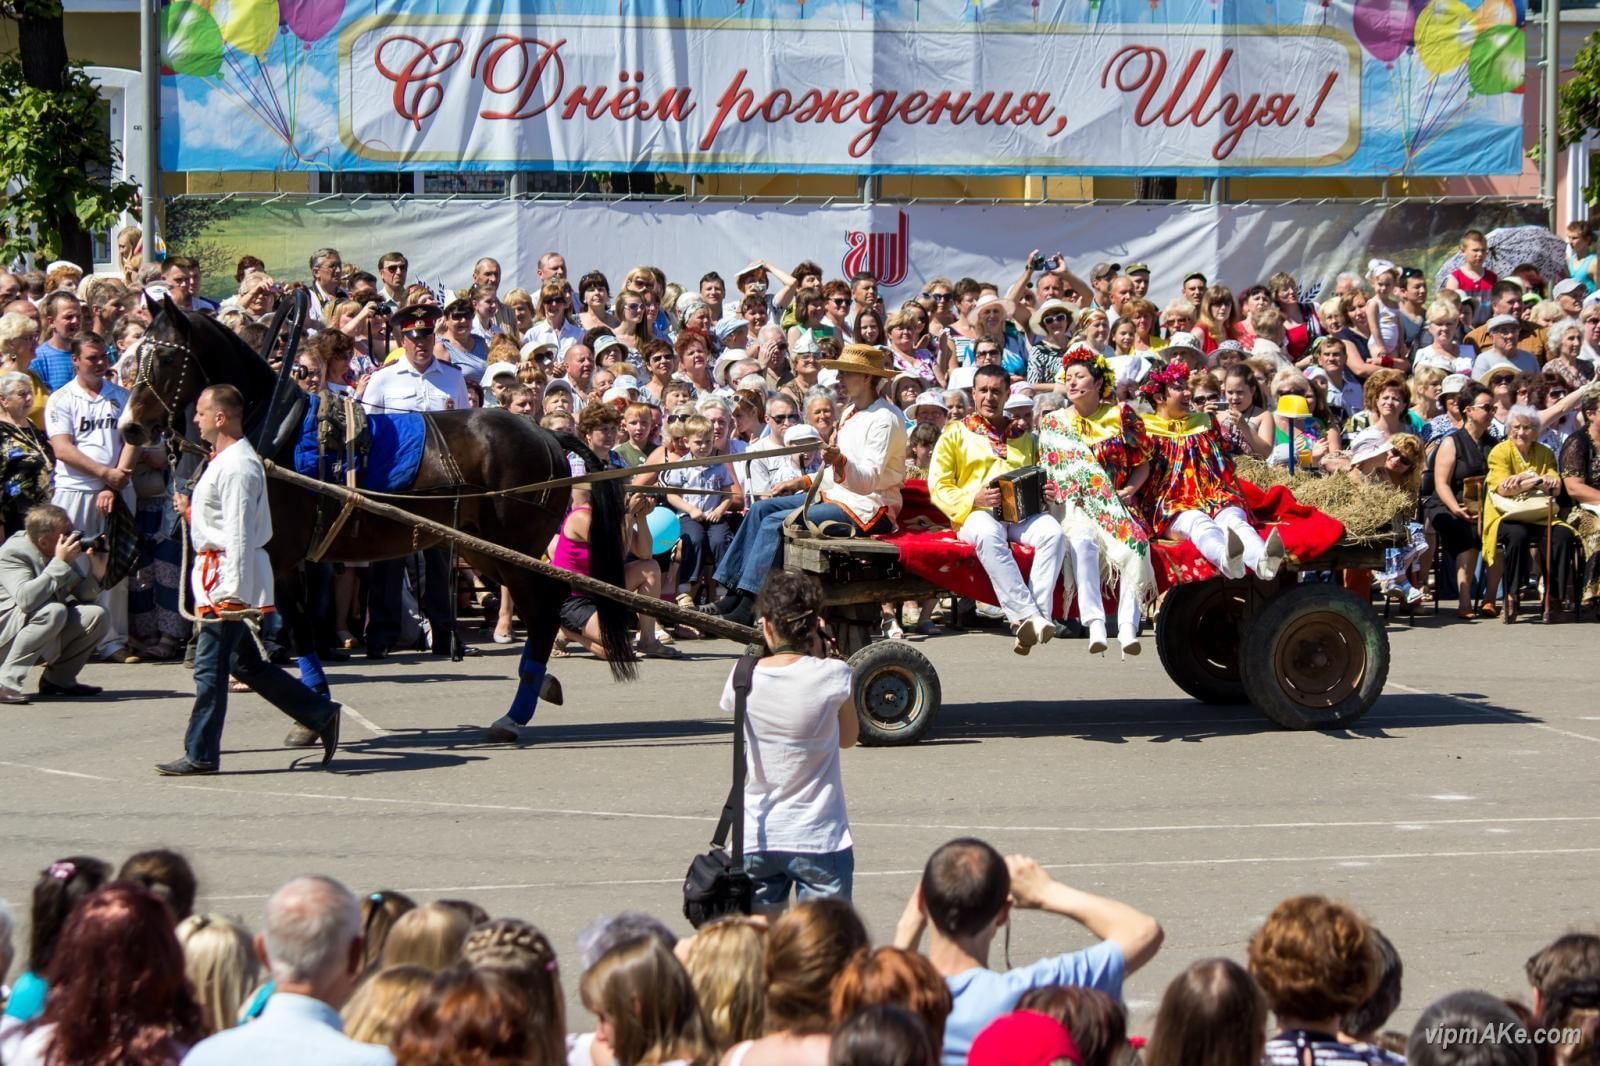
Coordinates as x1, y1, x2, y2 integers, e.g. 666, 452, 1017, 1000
374, 34, 465, 131
471, 35, 566, 120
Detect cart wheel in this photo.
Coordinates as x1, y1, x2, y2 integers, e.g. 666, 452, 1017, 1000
1155, 580, 1250, 705
1241, 584, 1389, 730
847, 641, 941, 746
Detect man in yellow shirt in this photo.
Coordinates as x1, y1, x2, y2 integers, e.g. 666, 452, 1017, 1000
930, 366, 1064, 655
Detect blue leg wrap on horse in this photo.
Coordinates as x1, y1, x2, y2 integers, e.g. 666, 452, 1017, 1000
297, 654, 328, 693
507, 643, 548, 726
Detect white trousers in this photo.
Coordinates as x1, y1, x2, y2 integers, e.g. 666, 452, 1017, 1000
1060, 528, 1142, 637
53, 488, 129, 655
959, 511, 1065, 625
1168, 506, 1265, 579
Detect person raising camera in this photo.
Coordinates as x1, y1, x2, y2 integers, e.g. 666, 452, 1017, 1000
0, 503, 111, 703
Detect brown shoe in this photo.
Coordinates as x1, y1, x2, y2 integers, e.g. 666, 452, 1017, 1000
0, 686, 30, 705
102, 647, 142, 664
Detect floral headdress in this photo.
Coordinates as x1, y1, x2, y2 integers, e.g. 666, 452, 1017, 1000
1139, 360, 1189, 403
1059, 344, 1114, 401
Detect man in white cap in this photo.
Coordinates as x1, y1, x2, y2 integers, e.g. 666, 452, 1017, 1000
1553, 278, 1586, 321
1472, 314, 1539, 379
930, 364, 1064, 655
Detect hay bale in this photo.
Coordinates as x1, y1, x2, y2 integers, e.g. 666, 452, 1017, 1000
1234, 457, 1411, 544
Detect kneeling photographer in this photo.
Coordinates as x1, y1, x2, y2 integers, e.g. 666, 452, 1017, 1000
0, 504, 110, 703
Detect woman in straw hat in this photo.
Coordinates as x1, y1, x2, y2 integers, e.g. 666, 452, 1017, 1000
704, 345, 905, 625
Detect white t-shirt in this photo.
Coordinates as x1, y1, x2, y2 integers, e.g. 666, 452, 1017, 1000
720, 656, 854, 854
44, 378, 128, 493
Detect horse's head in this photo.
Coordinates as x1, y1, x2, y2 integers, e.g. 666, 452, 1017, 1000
119, 294, 206, 446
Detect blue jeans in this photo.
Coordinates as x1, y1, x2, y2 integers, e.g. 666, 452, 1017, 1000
744, 847, 855, 906
714, 497, 891, 596
184, 620, 338, 766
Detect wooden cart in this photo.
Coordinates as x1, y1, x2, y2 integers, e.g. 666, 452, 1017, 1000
783, 530, 1394, 746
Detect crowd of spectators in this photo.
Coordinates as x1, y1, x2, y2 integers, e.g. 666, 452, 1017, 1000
7, 221, 1598, 695
0, 842, 1596, 1066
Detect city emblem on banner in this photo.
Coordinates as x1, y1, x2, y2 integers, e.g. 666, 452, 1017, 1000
842, 211, 909, 287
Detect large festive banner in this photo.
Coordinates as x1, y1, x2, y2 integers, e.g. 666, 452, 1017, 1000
157, 0, 1528, 176
168, 196, 1545, 305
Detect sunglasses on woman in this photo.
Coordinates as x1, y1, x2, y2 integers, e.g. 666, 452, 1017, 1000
666, 414, 690, 423
624, 303, 643, 312
1042, 313, 1069, 326
447, 312, 470, 322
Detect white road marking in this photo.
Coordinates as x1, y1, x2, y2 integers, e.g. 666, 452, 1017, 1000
198, 845, 1600, 902
338, 701, 388, 737
1386, 681, 1600, 745
0, 760, 112, 782
1429, 794, 1474, 801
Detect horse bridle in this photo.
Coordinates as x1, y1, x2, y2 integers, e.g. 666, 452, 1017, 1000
129, 334, 209, 427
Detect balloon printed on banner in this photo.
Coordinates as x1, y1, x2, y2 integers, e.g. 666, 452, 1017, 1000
199, 0, 279, 58
160, 1, 224, 77
281, 0, 344, 44
1413, 0, 1476, 74
1466, 23, 1524, 95
1352, 0, 1417, 66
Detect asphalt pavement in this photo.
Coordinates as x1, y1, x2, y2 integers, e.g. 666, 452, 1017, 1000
0, 607, 1595, 1033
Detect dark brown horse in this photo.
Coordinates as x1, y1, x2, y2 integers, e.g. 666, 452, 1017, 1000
119, 295, 633, 737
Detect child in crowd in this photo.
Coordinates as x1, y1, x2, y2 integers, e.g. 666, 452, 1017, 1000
661, 415, 736, 607
617, 402, 656, 466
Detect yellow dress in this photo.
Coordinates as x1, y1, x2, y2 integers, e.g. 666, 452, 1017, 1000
1481, 440, 1572, 565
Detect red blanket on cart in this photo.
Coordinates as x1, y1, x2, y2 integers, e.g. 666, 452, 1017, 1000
877, 480, 1344, 611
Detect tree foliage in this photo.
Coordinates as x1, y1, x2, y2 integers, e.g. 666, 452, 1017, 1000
1557, 32, 1600, 207
0, 0, 137, 265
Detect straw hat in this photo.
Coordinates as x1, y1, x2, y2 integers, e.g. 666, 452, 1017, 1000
1029, 298, 1075, 335
966, 293, 1015, 327
1275, 393, 1314, 420
821, 342, 897, 378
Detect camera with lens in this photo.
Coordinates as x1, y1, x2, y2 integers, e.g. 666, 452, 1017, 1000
77, 532, 109, 553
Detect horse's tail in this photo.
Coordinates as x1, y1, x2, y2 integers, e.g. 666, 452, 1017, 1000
559, 433, 638, 681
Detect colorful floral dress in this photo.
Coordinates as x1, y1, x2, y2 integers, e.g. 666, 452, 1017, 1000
0, 420, 54, 537
1139, 412, 1247, 535
1038, 409, 1156, 606
1056, 404, 1152, 498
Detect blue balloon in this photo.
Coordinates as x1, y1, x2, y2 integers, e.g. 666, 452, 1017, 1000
646, 507, 681, 556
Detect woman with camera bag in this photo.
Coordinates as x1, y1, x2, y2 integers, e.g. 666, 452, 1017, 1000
724, 571, 858, 908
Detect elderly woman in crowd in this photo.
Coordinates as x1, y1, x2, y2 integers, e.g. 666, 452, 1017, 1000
1320, 294, 1377, 379
1482, 404, 1577, 623
1544, 319, 1594, 389
1559, 393, 1600, 611
234, 272, 277, 319
1025, 299, 1076, 392
1412, 301, 1471, 373
0, 313, 47, 429
0, 371, 53, 538
675, 329, 716, 395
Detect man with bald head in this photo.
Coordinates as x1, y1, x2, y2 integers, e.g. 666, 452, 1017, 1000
182, 874, 390, 1064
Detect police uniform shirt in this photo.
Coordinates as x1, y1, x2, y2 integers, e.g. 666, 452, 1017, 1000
44, 378, 128, 493
362, 355, 470, 415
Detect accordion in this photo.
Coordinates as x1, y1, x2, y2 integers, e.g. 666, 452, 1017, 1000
992, 466, 1047, 524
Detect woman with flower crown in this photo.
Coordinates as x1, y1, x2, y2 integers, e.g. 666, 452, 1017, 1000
1137, 360, 1288, 582
1038, 345, 1156, 657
